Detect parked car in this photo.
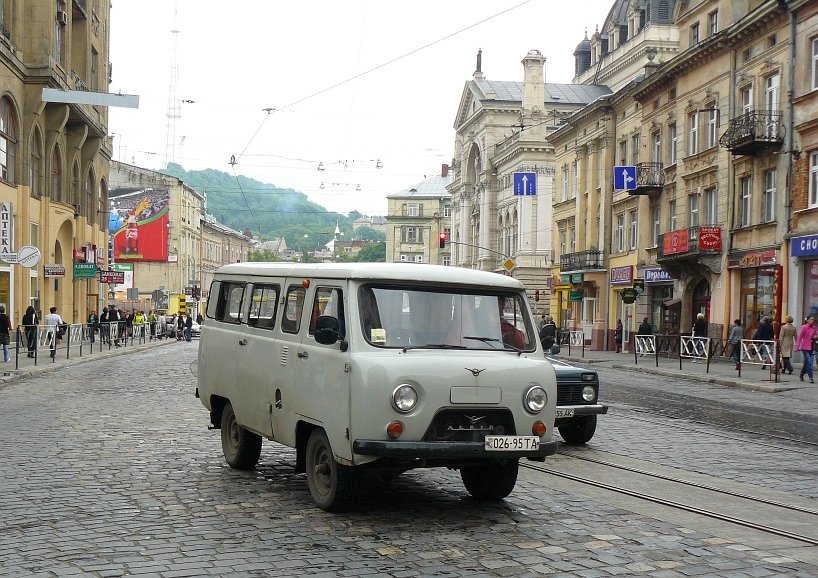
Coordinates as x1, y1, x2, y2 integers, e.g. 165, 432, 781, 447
546, 352, 607, 445
190, 321, 201, 339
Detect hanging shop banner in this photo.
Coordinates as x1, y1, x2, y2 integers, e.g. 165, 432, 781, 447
112, 262, 134, 291
644, 268, 672, 283
569, 290, 584, 302
0, 202, 13, 261
698, 226, 722, 250
663, 229, 689, 255
100, 270, 125, 284
73, 263, 97, 279
610, 265, 633, 285
110, 186, 170, 262
44, 264, 66, 277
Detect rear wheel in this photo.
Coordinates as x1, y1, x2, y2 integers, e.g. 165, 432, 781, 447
460, 459, 519, 501
558, 415, 597, 445
305, 429, 357, 512
220, 402, 262, 469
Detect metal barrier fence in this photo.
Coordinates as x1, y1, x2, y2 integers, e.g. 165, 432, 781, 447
738, 339, 779, 380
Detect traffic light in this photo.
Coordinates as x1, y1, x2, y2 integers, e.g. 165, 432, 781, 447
438, 231, 447, 248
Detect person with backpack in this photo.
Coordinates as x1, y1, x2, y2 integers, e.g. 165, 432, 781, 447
539, 316, 557, 352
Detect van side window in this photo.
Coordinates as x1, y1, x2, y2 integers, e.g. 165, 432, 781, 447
281, 286, 306, 334
213, 282, 245, 324
248, 284, 279, 329
309, 287, 344, 337
205, 281, 221, 320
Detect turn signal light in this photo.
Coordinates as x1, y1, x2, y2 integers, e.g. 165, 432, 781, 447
531, 421, 547, 437
386, 421, 404, 439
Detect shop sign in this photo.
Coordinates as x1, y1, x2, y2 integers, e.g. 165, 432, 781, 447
791, 234, 818, 257
44, 264, 66, 277
570, 273, 584, 283
610, 265, 633, 285
73, 249, 86, 261
559, 274, 571, 286
0, 202, 13, 261
100, 270, 125, 284
73, 263, 97, 278
773, 265, 783, 332
569, 290, 584, 302
621, 288, 639, 304
663, 228, 689, 255
728, 250, 777, 269
698, 226, 722, 250
645, 268, 672, 283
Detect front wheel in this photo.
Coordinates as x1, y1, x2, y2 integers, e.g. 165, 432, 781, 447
460, 459, 519, 501
220, 402, 262, 469
305, 429, 357, 512
558, 415, 597, 445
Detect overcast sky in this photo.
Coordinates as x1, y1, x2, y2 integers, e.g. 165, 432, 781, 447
108, 0, 613, 217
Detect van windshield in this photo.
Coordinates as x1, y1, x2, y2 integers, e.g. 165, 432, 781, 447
359, 286, 535, 351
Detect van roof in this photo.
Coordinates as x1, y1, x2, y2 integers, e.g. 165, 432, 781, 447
216, 262, 524, 289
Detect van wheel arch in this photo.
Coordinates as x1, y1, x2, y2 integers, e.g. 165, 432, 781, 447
295, 421, 317, 474
209, 395, 229, 429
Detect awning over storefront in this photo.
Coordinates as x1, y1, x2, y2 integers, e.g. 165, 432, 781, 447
663, 298, 681, 307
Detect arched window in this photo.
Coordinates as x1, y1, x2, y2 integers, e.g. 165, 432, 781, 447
71, 161, 80, 207
30, 128, 43, 199
97, 178, 107, 228
51, 146, 62, 203
0, 96, 18, 183
85, 169, 95, 224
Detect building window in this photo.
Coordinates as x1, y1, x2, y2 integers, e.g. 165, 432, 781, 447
616, 213, 625, 252
403, 226, 422, 243
572, 162, 578, 198
50, 147, 62, 203
812, 38, 818, 91
668, 199, 677, 230
810, 151, 818, 208
30, 129, 42, 199
688, 112, 698, 155
561, 165, 569, 202
618, 140, 627, 166
690, 22, 700, 46
569, 226, 576, 252
443, 205, 451, 217
91, 48, 99, 91
652, 131, 661, 163
763, 170, 776, 222
631, 133, 640, 165
629, 210, 637, 250
708, 10, 718, 36
652, 204, 660, 247
741, 86, 753, 114
414, 254, 423, 263
688, 192, 699, 227
704, 187, 717, 224
740, 176, 751, 227
766, 74, 780, 110
0, 97, 17, 183
407, 203, 419, 217
668, 124, 677, 164
559, 227, 566, 256
707, 108, 718, 148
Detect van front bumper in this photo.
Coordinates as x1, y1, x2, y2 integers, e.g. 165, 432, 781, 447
353, 439, 559, 459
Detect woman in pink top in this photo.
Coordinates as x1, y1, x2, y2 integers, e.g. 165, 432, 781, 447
795, 316, 818, 383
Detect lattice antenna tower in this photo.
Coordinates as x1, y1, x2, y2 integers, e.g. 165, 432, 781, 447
163, 1, 181, 167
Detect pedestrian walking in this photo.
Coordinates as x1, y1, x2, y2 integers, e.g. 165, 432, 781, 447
692, 312, 707, 362
796, 316, 818, 383
176, 314, 185, 341
45, 306, 64, 359
185, 313, 193, 342
22, 305, 38, 358
614, 319, 623, 353
99, 307, 109, 344
752, 316, 774, 368
637, 317, 653, 356
87, 310, 98, 344
148, 310, 157, 340
727, 319, 744, 369
0, 305, 12, 363
779, 315, 797, 375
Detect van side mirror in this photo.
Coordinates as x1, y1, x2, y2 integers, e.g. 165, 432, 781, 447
314, 315, 341, 345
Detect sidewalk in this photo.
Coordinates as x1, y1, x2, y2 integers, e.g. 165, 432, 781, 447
0, 336, 180, 386
555, 345, 815, 394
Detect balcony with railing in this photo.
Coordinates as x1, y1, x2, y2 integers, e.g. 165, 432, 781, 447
628, 162, 664, 195
719, 110, 783, 155
559, 249, 605, 273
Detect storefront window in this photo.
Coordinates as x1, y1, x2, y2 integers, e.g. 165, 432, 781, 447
741, 267, 775, 335
803, 260, 818, 320
650, 285, 673, 332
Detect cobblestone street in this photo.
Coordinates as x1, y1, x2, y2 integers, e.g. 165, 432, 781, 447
2, 344, 816, 577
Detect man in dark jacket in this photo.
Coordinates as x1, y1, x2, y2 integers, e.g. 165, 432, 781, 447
185, 314, 193, 342
753, 316, 775, 368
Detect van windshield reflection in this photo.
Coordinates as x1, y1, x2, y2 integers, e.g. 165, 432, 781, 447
359, 286, 534, 351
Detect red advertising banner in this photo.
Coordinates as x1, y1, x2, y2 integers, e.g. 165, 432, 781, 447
698, 226, 722, 250
663, 229, 689, 255
111, 187, 170, 262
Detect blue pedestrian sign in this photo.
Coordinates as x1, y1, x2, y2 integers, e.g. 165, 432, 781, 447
614, 166, 637, 191
513, 172, 537, 196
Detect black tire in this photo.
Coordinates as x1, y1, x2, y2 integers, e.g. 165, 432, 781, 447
220, 402, 262, 470
558, 415, 597, 445
305, 429, 357, 512
460, 459, 519, 501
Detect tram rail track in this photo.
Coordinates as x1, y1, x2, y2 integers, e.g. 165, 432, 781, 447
522, 454, 818, 547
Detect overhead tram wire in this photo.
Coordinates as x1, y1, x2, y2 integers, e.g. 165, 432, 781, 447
228, 0, 533, 167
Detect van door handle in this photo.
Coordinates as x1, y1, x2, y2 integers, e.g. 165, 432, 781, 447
238, 339, 248, 346
297, 351, 308, 359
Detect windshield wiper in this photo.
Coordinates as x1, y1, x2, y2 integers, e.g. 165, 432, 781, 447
401, 343, 468, 351
463, 335, 523, 355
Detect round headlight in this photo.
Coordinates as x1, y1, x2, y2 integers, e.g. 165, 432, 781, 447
524, 386, 547, 413
581, 385, 596, 402
392, 384, 418, 413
